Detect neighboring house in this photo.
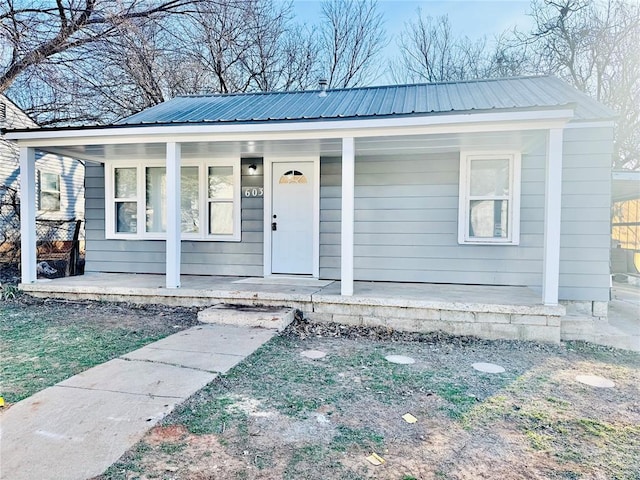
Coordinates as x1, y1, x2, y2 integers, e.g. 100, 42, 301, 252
611, 170, 640, 275
0, 94, 84, 258
7, 76, 614, 319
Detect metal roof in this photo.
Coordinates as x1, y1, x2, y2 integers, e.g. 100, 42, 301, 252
118, 76, 615, 126
613, 170, 640, 202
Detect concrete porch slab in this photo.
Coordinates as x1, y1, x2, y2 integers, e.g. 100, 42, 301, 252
19, 273, 567, 343
313, 281, 565, 316
233, 276, 334, 287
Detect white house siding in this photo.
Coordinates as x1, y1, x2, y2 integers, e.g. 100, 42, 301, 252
84, 159, 263, 276
559, 127, 613, 301
1, 95, 35, 199
1, 96, 84, 240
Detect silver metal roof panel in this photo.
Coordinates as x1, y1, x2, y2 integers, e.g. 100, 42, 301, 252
117, 76, 615, 126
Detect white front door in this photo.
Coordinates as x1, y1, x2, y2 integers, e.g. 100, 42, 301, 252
271, 161, 314, 274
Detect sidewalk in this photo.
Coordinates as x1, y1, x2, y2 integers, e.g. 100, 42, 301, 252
0, 324, 277, 480
608, 282, 640, 351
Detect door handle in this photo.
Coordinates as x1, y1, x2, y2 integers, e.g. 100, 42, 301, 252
272, 222, 277, 231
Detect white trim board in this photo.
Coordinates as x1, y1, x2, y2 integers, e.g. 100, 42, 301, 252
7, 110, 575, 147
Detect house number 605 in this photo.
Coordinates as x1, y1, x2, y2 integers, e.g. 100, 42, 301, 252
242, 187, 264, 197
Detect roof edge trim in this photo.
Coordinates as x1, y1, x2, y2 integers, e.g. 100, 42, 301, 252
6, 108, 575, 146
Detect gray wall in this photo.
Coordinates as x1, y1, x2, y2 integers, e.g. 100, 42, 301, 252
84, 126, 612, 302
320, 150, 545, 286
320, 127, 612, 302
559, 127, 613, 301
84, 159, 262, 276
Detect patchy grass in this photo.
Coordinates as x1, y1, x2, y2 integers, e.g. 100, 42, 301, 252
99, 327, 640, 480
0, 296, 198, 403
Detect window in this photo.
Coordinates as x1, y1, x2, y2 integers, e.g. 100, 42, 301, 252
458, 151, 521, 245
208, 166, 234, 235
145, 167, 166, 233
106, 159, 240, 241
39, 171, 61, 211
114, 167, 137, 233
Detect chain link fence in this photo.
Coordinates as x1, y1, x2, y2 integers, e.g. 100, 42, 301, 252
1, 186, 84, 279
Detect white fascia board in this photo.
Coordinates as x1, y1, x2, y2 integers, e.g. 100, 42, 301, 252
564, 120, 615, 129
7, 109, 575, 147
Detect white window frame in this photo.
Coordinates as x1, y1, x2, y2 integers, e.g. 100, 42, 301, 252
38, 170, 61, 212
105, 158, 241, 241
458, 150, 521, 245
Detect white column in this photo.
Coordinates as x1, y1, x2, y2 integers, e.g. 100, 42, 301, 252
19, 147, 37, 284
543, 128, 564, 305
341, 137, 355, 296
165, 142, 181, 288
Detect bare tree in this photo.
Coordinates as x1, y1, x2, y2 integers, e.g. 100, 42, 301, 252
279, 23, 321, 91
195, 0, 299, 93
520, 0, 640, 170
392, 13, 491, 83
483, 31, 531, 78
319, 0, 386, 88
2, 0, 314, 124
0, 0, 210, 93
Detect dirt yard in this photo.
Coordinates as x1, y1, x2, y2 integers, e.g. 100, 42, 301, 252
98, 320, 640, 480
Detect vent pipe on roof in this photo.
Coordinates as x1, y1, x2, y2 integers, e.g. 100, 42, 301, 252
318, 78, 328, 97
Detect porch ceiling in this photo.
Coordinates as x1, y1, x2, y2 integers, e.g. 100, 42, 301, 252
40, 130, 543, 163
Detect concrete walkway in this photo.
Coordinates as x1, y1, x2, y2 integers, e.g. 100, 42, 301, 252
0, 324, 277, 480
608, 282, 640, 351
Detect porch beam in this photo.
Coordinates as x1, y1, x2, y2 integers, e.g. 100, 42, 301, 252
165, 142, 181, 288
341, 137, 355, 296
542, 128, 564, 305
19, 147, 37, 284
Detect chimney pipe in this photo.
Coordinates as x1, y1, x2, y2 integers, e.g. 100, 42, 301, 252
318, 78, 328, 97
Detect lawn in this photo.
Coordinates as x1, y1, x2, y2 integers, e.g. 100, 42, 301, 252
0, 295, 199, 403
98, 322, 640, 480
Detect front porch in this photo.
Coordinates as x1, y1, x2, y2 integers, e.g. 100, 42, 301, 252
21, 273, 564, 343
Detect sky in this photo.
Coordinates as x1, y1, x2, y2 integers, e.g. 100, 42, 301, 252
292, 0, 532, 39
291, 0, 533, 83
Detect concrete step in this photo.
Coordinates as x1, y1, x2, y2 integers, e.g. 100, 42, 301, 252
198, 304, 295, 331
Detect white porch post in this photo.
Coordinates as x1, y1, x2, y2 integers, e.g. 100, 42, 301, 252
543, 128, 564, 305
19, 147, 37, 284
341, 137, 355, 296
165, 142, 181, 288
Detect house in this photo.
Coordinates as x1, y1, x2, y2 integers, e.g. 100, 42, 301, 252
0, 94, 84, 264
5, 76, 616, 340
611, 170, 640, 278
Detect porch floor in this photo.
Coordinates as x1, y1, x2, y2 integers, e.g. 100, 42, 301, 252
20, 272, 554, 312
